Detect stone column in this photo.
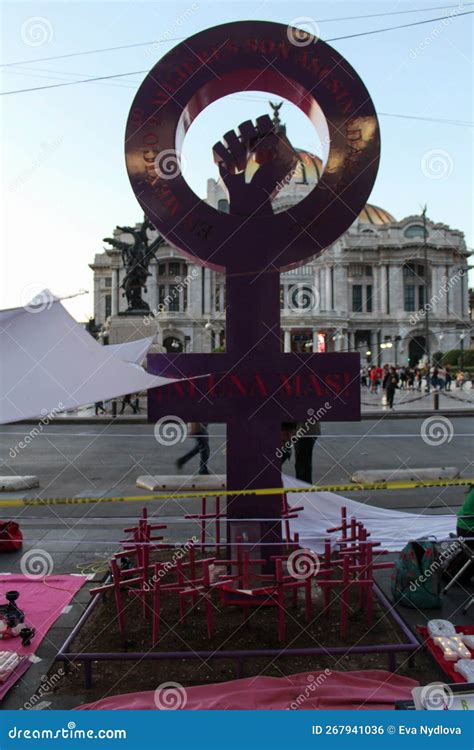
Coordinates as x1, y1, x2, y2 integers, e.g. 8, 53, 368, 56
333, 264, 346, 313
312, 329, 318, 352
377, 266, 384, 314
111, 267, 120, 316
389, 264, 403, 318
150, 261, 159, 313
284, 330, 291, 352
203, 268, 212, 316
325, 267, 332, 311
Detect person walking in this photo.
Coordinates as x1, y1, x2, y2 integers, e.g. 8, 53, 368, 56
94, 401, 106, 415
294, 419, 321, 484
133, 394, 141, 413
369, 366, 378, 393
415, 368, 422, 391
445, 365, 452, 391
176, 422, 210, 475
383, 367, 398, 409
119, 393, 138, 414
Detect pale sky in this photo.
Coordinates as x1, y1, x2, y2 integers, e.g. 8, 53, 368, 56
1, 1, 472, 320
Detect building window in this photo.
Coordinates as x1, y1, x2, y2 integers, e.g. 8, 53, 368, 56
104, 277, 112, 287
215, 284, 221, 312
158, 264, 166, 276
403, 262, 424, 277
105, 294, 111, 318
403, 262, 427, 312
404, 224, 425, 239
404, 285, 415, 312
366, 285, 373, 313
168, 285, 180, 312
419, 285, 425, 308
169, 262, 181, 277
217, 199, 229, 213
352, 285, 363, 312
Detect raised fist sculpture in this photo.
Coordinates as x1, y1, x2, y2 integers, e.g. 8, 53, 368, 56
212, 114, 298, 217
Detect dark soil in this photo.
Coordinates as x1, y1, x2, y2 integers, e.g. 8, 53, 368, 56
51, 561, 441, 703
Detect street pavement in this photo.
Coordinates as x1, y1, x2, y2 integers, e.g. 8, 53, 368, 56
1, 413, 473, 709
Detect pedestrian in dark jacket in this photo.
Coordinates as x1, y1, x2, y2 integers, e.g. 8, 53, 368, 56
383, 367, 398, 409
176, 422, 210, 475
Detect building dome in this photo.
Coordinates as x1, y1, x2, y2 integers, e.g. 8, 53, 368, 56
248, 148, 395, 224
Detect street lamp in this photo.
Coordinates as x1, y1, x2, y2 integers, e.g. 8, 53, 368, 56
460, 331, 465, 370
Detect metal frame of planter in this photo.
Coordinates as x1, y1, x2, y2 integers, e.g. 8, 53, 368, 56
55, 582, 420, 689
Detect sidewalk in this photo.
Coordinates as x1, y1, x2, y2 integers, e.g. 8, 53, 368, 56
361, 386, 473, 413
13, 387, 474, 426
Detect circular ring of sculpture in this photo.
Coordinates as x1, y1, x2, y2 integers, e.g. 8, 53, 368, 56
125, 20, 380, 272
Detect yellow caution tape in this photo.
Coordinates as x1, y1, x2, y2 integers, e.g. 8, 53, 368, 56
0, 477, 472, 508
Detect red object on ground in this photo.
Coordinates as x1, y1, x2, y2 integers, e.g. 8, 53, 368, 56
77, 670, 418, 710
319, 509, 394, 637
0, 521, 22, 552
418, 625, 474, 683
0, 574, 86, 700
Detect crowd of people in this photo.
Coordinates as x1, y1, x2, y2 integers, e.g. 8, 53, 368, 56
360, 363, 470, 408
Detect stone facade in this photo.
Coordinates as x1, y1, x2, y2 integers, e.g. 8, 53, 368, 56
90, 152, 470, 366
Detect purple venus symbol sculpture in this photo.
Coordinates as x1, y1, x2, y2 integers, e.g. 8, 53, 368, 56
125, 21, 380, 558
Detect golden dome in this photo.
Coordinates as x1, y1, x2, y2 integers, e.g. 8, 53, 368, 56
247, 148, 395, 224
288, 150, 395, 224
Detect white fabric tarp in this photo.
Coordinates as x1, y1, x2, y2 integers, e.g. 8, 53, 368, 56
285, 475, 455, 553
107, 336, 155, 365
0, 295, 178, 424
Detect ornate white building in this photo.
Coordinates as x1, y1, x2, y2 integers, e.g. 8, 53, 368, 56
90, 147, 470, 367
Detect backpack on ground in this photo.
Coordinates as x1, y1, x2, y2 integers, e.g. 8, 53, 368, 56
391, 540, 442, 609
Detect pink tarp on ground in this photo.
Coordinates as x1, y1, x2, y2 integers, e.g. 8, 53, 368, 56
78, 670, 418, 711
0, 574, 86, 700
